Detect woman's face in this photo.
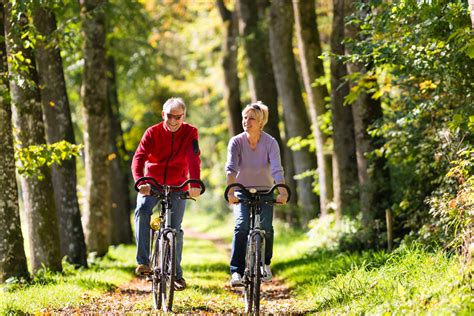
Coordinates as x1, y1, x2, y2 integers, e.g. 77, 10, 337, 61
162, 107, 185, 132
242, 110, 261, 133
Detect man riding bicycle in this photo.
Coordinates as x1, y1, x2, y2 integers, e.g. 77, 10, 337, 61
131, 97, 202, 291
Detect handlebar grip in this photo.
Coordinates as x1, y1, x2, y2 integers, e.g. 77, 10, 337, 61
224, 183, 247, 202
134, 177, 162, 192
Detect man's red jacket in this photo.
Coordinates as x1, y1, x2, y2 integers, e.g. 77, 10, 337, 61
131, 122, 201, 188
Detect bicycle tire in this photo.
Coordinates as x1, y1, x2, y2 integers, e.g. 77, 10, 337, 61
159, 231, 176, 312
253, 234, 262, 314
151, 233, 161, 309
244, 237, 254, 313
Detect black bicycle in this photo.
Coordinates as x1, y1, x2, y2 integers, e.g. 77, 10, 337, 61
224, 183, 291, 314
134, 177, 205, 312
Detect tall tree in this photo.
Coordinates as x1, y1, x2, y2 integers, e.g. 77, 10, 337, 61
80, 0, 111, 256
4, 2, 62, 272
235, 0, 282, 147
330, 0, 358, 218
0, 1, 29, 282
292, 0, 333, 215
31, 1, 87, 266
345, 1, 391, 228
236, 0, 298, 214
106, 55, 132, 244
217, 0, 242, 136
269, 0, 319, 221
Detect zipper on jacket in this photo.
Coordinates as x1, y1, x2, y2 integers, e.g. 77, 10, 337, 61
163, 132, 174, 184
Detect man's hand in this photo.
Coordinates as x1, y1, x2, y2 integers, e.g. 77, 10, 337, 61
276, 194, 288, 205
139, 184, 151, 195
188, 187, 201, 198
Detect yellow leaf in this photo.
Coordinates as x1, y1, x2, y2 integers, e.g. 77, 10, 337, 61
108, 153, 117, 161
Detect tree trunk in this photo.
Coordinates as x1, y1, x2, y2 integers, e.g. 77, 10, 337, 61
217, 0, 242, 136
292, 0, 333, 216
0, 2, 29, 281
32, 3, 87, 267
345, 2, 391, 228
5, 3, 62, 273
80, 0, 111, 256
236, 0, 282, 149
330, 0, 359, 219
269, 0, 319, 222
107, 56, 133, 245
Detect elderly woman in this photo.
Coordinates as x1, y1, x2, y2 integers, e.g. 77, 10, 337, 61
225, 101, 288, 286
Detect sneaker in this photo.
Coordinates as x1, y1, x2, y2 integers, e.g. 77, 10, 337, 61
230, 272, 243, 287
135, 264, 151, 275
174, 278, 187, 291
262, 264, 272, 282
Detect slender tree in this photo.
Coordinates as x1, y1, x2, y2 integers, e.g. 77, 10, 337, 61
330, 0, 358, 218
5, 2, 62, 272
0, 1, 29, 282
80, 0, 111, 256
269, 0, 319, 222
217, 0, 242, 136
107, 55, 133, 244
292, 0, 333, 215
31, 1, 87, 266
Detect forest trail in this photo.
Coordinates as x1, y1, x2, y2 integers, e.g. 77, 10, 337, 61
49, 229, 304, 314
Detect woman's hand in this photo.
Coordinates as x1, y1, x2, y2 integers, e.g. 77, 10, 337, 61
227, 190, 239, 204
139, 184, 151, 195
276, 193, 288, 205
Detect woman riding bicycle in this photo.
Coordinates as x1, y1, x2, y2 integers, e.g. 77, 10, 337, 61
131, 97, 202, 291
225, 101, 288, 286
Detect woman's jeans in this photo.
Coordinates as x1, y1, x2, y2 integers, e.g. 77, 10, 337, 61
230, 192, 274, 275
135, 192, 186, 279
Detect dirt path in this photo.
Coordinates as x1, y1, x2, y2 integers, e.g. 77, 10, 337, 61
52, 229, 303, 314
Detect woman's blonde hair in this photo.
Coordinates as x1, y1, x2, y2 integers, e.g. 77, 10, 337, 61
242, 101, 269, 130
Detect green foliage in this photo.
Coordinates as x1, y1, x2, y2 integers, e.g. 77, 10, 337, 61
15, 140, 83, 179
346, 0, 473, 245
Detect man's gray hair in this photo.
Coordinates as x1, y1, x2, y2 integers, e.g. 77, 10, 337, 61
163, 97, 186, 113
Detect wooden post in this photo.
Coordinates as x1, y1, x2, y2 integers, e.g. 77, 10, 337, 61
386, 209, 393, 252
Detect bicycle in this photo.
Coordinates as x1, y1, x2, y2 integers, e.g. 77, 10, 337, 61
224, 183, 291, 314
134, 177, 205, 312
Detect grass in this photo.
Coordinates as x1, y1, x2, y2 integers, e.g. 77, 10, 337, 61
0, 245, 135, 314
2, 207, 472, 314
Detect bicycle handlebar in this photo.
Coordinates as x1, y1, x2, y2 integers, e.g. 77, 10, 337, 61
134, 177, 206, 196
224, 183, 291, 203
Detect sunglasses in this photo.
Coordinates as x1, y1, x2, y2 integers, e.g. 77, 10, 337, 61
165, 113, 184, 120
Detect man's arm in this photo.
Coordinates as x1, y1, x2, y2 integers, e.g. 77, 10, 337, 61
187, 127, 201, 197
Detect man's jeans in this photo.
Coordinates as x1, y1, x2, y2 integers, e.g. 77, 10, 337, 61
134, 192, 186, 279
230, 192, 274, 275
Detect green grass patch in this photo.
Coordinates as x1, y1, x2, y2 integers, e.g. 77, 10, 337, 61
0, 245, 136, 314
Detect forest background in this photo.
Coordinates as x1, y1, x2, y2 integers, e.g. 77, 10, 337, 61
0, 0, 473, 313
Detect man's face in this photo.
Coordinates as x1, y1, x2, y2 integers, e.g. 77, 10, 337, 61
162, 108, 185, 132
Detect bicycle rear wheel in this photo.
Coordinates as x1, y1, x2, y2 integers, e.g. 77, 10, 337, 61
159, 231, 176, 312
252, 234, 262, 314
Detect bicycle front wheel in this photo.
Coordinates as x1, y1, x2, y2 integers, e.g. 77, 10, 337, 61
252, 234, 262, 314
151, 233, 161, 309
159, 231, 176, 312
